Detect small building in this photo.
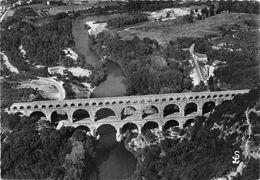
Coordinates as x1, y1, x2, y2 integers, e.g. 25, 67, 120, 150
190, 43, 208, 64
193, 53, 208, 64
48, 66, 66, 75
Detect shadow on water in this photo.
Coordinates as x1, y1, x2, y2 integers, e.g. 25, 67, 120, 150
88, 124, 137, 180
98, 142, 137, 180
96, 124, 117, 150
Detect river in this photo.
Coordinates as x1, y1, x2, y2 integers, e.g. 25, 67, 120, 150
73, 14, 127, 98
72, 13, 136, 180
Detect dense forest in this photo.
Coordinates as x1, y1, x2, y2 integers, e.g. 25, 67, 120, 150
217, 0, 259, 14
89, 32, 193, 95
212, 32, 259, 90
0, 80, 46, 109
1, 113, 95, 179
107, 12, 148, 29
1, 13, 76, 70
129, 88, 260, 180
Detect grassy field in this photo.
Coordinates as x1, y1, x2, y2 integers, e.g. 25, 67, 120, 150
119, 13, 259, 46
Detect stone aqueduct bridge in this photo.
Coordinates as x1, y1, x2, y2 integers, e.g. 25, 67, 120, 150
8, 89, 249, 140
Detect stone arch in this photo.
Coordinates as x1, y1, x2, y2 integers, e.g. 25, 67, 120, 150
202, 101, 215, 115
49, 105, 53, 108
76, 125, 90, 133
72, 109, 90, 122
121, 122, 138, 134
95, 108, 116, 121
184, 119, 195, 128
13, 106, 18, 110
20, 106, 24, 110
142, 121, 159, 134
142, 105, 159, 119
163, 120, 179, 131
184, 102, 197, 116
221, 99, 232, 105
121, 106, 137, 120
34, 105, 39, 109
163, 104, 180, 117
98, 102, 103, 105
42, 105, 46, 108
15, 112, 24, 116
64, 104, 68, 107
51, 110, 68, 124
56, 104, 61, 108
27, 106, 31, 109
30, 111, 46, 119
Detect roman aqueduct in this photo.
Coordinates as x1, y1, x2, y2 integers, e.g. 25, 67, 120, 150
8, 89, 249, 140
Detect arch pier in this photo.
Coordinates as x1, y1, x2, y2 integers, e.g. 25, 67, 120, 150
8, 90, 249, 141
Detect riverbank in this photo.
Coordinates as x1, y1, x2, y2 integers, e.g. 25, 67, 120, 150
72, 17, 99, 66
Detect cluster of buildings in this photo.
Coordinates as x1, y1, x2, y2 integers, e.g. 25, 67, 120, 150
190, 44, 211, 85
189, 43, 227, 86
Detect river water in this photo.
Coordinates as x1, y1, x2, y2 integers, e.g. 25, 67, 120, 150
72, 14, 136, 180
92, 59, 127, 98
73, 14, 127, 98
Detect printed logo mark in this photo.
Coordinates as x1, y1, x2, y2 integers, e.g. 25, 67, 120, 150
232, 151, 240, 164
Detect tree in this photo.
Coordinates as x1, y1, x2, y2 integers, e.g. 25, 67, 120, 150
209, 5, 215, 16
208, 76, 214, 91
183, 14, 194, 23
192, 81, 207, 92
